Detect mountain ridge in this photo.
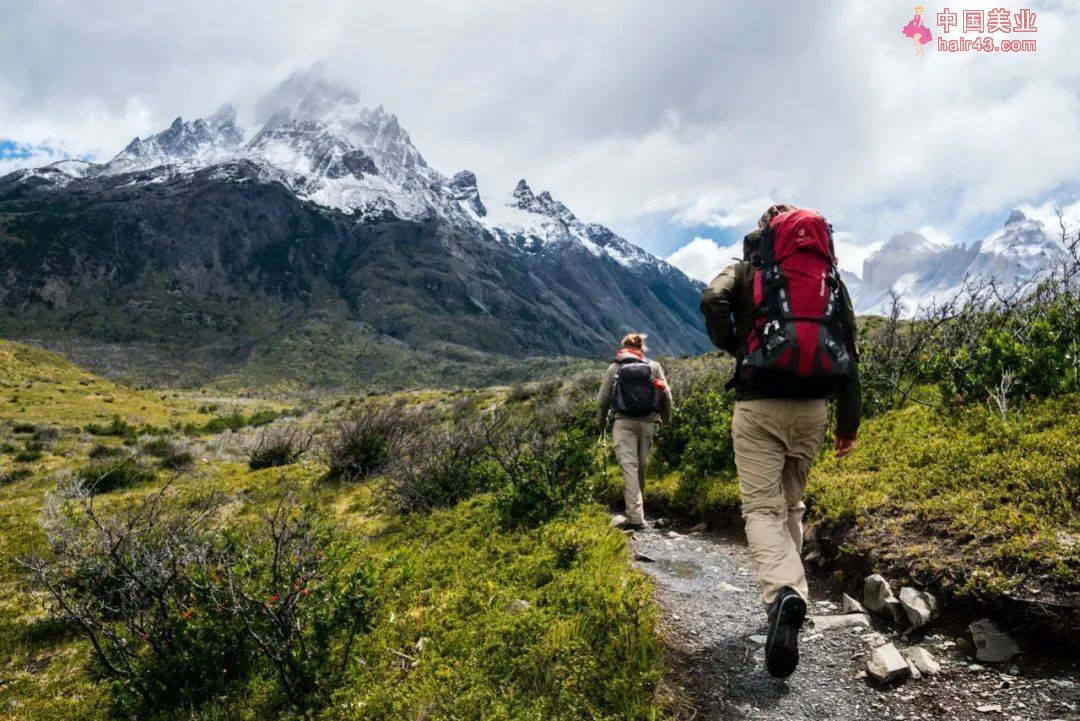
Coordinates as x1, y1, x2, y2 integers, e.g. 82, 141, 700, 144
0, 71, 709, 389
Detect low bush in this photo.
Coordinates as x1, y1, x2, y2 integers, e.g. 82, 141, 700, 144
88, 443, 125, 460
320, 404, 427, 484
248, 423, 313, 470
139, 436, 195, 470
487, 412, 598, 527
378, 414, 498, 513
12, 421, 37, 434
0, 468, 32, 485
84, 415, 136, 439
73, 456, 156, 494
23, 487, 378, 717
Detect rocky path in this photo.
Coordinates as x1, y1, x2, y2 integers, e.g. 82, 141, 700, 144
628, 522, 1080, 721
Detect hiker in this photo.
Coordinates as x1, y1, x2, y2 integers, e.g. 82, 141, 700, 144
700, 204, 861, 678
596, 333, 672, 531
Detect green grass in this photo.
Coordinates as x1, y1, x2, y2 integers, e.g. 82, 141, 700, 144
808, 395, 1080, 598
0, 340, 212, 429
0, 345, 664, 720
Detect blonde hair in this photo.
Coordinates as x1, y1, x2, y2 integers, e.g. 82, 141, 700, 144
757, 203, 798, 229
621, 333, 648, 352
915, 5, 924, 12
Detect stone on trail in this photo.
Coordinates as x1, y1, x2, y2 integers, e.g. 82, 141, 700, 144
666, 530, 684, 539
976, 704, 1003, 713
863, 574, 905, 623
903, 645, 941, 675
898, 586, 938, 629
716, 581, 744, 593
809, 613, 872, 631
866, 643, 911, 684
969, 618, 1021, 663
842, 593, 868, 614
748, 634, 767, 645
861, 631, 888, 648
634, 552, 655, 563
610, 514, 628, 527
690, 522, 707, 533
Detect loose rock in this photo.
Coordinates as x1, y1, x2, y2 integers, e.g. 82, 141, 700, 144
976, 704, 1002, 713
610, 514, 628, 527
970, 619, 1021, 663
748, 634, 767, 645
717, 581, 744, 593
899, 586, 938, 630
867, 643, 911, 684
861, 631, 888, 648
809, 613, 872, 632
842, 593, 868, 614
863, 574, 904, 623
903, 646, 941, 675
507, 599, 530, 614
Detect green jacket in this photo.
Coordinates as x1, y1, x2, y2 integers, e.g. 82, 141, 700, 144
699, 255, 862, 440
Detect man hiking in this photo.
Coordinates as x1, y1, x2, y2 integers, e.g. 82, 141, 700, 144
597, 333, 672, 531
700, 204, 861, 678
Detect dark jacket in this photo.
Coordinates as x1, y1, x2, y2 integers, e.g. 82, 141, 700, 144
700, 240, 862, 440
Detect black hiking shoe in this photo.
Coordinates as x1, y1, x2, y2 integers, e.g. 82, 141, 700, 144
765, 587, 806, 678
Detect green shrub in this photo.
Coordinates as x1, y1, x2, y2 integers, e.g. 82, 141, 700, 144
379, 416, 498, 513
12, 422, 37, 434
24, 490, 378, 717
489, 417, 597, 527
73, 456, 155, 494
0, 468, 32, 485
84, 415, 136, 439
14, 448, 42, 463
88, 443, 125, 460
321, 404, 426, 484
248, 423, 312, 470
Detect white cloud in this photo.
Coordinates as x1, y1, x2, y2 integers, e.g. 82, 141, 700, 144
666, 237, 741, 283
668, 230, 878, 282
1, 0, 1078, 260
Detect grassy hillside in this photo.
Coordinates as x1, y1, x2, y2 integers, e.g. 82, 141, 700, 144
0, 344, 664, 720
0, 339, 213, 428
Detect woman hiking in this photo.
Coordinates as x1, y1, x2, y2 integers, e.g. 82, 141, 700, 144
596, 333, 672, 530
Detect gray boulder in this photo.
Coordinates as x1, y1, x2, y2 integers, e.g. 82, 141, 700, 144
969, 619, 1021, 662
809, 613, 872, 631
867, 643, 911, 684
863, 574, 904, 622
898, 587, 939, 629
903, 645, 941, 675
842, 593, 868, 614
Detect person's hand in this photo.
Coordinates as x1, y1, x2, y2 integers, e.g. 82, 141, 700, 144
834, 436, 856, 459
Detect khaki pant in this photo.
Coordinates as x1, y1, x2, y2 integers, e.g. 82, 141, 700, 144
612, 417, 655, 525
732, 398, 828, 604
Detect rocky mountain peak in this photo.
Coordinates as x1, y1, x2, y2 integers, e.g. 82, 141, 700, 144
1005, 209, 1027, 226
447, 170, 486, 217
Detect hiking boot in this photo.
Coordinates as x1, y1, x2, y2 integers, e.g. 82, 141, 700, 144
765, 587, 806, 678
625, 522, 647, 531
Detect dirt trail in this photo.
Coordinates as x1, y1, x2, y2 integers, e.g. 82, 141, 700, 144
629, 523, 1080, 721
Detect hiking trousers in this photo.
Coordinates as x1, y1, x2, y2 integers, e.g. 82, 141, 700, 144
612, 417, 655, 525
732, 398, 828, 604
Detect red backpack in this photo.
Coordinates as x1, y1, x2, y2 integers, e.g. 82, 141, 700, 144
734, 209, 854, 397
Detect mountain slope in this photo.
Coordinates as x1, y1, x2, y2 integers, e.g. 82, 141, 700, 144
847, 210, 1065, 314
0, 73, 708, 388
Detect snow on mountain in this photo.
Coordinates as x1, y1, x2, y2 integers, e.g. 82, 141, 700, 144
477, 179, 657, 269
106, 104, 243, 174
850, 210, 1064, 315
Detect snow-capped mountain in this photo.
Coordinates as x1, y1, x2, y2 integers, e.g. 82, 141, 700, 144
0, 70, 709, 386
846, 210, 1065, 314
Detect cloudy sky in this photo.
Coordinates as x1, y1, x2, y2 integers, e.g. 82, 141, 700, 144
3, 0, 1078, 281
